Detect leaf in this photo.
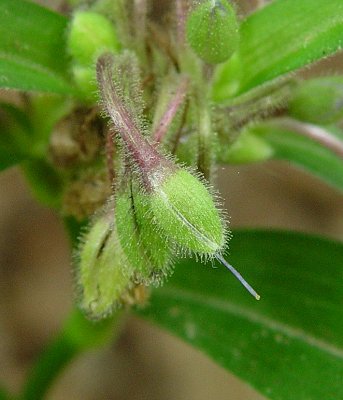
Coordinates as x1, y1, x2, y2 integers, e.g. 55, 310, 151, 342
137, 230, 343, 400
250, 121, 343, 193
0, 0, 74, 94
212, 0, 343, 101
0, 102, 32, 170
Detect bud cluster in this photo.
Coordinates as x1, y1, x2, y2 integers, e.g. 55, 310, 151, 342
66, 1, 261, 320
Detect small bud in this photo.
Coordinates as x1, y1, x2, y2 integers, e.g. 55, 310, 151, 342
72, 64, 98, 102
150, 169, 225, 255
115, 179, 172, 285
219, 131, 274, 164
289, 77, 343, 124
75, 211, 132, 319
186, 0, 239, 64
67, 11, 120, 66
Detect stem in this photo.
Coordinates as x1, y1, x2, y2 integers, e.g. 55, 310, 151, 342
153, 77, 188, 143
19, 308, 123, 400
96, 55, 162, 168
271, 118, 343, 159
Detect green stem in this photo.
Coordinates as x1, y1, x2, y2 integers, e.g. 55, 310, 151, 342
19, 308, 123, 400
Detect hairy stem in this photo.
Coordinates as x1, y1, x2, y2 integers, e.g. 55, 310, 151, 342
153, 77, 188, 143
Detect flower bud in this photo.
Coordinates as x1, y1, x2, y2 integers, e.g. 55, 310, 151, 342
115, 179, 172, 285
289, 77, 343, 124
76, 211, 132, 320
149, 169, 226, 255
67, 11, 120, 66
186, 0, 239, 64
219, 131, 274, 164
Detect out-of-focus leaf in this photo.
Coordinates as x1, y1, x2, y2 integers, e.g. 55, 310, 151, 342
250, 121, 343, 192
0, 102, 32, 170
0, 0, 74, 94
137, 230, 343, 400
213, 0, 343, 101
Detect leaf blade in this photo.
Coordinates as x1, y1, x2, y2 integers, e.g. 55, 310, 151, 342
213, 0, 343, 100
251, 121, 343, 192
0, 0, 74, 94
137, 230, 343, 400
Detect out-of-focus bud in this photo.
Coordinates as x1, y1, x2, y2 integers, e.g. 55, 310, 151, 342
186, 0, 239, 64
67, 11, 120, 66
289, 77, 343, 124
219, 131, 274, 164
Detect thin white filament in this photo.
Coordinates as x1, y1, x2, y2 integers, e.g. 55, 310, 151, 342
215, 254, 260, 300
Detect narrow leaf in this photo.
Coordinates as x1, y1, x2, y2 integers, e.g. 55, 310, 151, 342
213, 0, 343, 100
0, 0, 74, 94
250, 120, 343, 193
137, 230, 343, 400
0, 103, 32, 170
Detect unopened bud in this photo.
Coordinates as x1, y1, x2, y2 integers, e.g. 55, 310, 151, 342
186, 0, 239, 64
289, 77, 343, 124
115, 179, 172, 286
150, 169, 226, 255
76, 211, 132, 319
67, 11, 120, 66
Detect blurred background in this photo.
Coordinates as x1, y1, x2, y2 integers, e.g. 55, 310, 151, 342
1, 0, 343, 399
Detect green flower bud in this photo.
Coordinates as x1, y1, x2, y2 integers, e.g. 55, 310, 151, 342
72, 64, 98, 102
76, 211, 132, 320
219, 131, 274, 164
289, 77, 343, 124
115, 179, 172, 286
149, 169, 226, 255
67, 11, 120, 66
186, 0, 239, 64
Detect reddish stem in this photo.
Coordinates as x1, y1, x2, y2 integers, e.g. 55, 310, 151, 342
153, 77, 189, 143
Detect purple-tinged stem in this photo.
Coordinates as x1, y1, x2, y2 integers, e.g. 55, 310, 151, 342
96, 54, 170, 190
153, 77, 189, 143
175, 0, 189, 46
105, 127, 116, 186
271, 117, 343, 160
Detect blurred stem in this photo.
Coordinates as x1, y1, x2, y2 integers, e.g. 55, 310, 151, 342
18, 218, 125, 400
19, 309, 123, 400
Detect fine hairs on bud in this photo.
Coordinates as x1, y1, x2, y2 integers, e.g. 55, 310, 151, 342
96, 52, 259, 300
75, 208, 133, 320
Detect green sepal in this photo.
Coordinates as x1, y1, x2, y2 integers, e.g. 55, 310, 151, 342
76, 211, 132, 320
115, 179, 172, 286
150, 169, 226, 255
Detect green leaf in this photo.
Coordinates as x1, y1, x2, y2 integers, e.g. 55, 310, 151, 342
213, 0, 343, 101
250, 121, 343, 193
0, 102, 32, 170
137, 230, 343, 400
0, 0, 74, 94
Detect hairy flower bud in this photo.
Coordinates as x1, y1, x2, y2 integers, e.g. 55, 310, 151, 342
96, 53, 259, 299
75, 211, 132, 319
115, 178, 172, 286
289, 77, 343, 124
150, 169, 225, 254
186, 0, 239, 64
